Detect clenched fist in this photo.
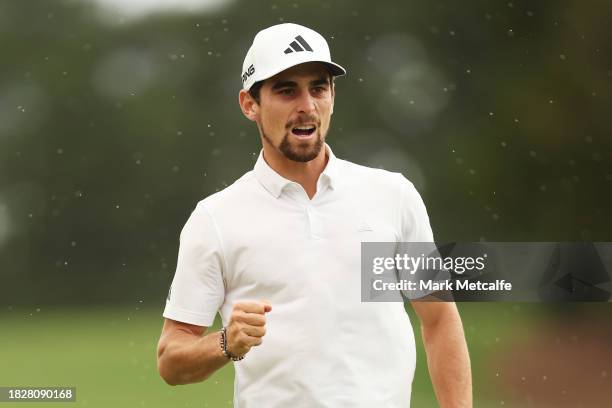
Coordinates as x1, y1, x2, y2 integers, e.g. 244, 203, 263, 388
226, 300, 272, 358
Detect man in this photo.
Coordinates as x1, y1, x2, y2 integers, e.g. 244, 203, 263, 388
157, 23, 472, 407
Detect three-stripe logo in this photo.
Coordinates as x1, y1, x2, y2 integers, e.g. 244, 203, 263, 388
284, 35, 314, 54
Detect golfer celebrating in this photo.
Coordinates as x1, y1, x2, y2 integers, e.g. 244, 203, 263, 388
157, 23, 472, 407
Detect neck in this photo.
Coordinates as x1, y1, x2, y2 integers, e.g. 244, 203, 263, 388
261, 142, 328, 199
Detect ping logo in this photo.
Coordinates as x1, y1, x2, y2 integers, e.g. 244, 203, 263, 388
284, 35, 313, 54
242, 64, 255, 83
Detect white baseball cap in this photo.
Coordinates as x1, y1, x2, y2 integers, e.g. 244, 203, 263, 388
241, 23, 346, 91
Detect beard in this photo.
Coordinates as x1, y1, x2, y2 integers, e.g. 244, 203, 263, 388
261, 122, 326, 163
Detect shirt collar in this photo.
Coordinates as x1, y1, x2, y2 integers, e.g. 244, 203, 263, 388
253, 143, 340, 199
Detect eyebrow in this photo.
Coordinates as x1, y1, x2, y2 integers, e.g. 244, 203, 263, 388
271, 77, 330, 90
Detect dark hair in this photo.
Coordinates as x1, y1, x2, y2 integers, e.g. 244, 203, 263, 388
247, 71, 335, 105
248, 81, 264, 104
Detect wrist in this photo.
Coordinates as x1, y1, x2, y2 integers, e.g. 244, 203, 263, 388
219, 326, 244, 361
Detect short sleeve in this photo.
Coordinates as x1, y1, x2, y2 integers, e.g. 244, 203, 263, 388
162, 203, 226, 327
396, 175, 446, 300
397, 175, 434, 242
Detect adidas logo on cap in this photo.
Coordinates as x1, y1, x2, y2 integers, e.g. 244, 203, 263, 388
284, 35, 314, 54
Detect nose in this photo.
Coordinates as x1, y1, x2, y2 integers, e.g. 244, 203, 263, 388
296, 90, 316, 114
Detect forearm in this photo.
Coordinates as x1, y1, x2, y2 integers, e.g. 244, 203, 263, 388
158, 330, 229, 385
421, 306, 472, 407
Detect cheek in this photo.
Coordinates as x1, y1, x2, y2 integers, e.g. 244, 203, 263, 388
261, 107, 287, 130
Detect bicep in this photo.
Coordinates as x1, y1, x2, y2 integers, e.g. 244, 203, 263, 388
157, 318, 207, 357
410, 299, 459, 329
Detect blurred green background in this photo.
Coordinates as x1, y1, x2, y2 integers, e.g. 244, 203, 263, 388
1, 0, 611, 406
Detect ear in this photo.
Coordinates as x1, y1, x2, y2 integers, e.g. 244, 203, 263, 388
239, 89, 259, 122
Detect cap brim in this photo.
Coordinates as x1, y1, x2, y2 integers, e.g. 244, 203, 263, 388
321, 61, 346, 77
244, 60, 347, 90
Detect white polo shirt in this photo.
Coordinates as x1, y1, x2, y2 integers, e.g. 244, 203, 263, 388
163, 144, 434, 408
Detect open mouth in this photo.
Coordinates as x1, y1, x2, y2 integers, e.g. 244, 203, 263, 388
291, 125, 316, 137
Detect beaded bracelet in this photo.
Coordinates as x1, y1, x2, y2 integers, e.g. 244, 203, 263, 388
220, 326, 245, 361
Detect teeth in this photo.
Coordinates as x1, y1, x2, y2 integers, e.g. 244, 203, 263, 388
294, 125, 315, 130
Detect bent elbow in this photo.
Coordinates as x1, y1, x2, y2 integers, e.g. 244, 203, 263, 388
157, 350, 181, 386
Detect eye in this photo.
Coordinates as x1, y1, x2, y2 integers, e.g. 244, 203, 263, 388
278, 88, 294, 95
311, 86, 328, 95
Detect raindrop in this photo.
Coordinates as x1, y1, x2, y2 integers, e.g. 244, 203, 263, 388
75, 190, 83, 198
559, 54, 566, 60
507, 29, 514, 37
57, 148, 64, 154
